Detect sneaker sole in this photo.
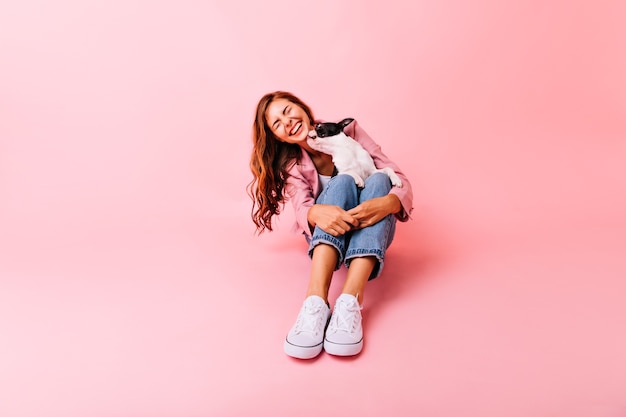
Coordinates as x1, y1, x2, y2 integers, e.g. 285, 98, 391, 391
323, 338, 363, 356
284, 339, 324, 359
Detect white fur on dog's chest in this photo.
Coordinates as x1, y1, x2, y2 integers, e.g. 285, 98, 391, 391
325, 133, 376, 179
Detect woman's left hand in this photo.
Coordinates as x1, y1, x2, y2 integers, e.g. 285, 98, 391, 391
347, 194, 401, 229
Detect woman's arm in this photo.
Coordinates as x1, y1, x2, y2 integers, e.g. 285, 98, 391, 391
307, 204, 360, 237
347, 194, 401, 229
284, 162, 317, 237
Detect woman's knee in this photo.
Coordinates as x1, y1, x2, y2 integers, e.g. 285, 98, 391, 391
317, 174, 358, 205
363, 172, 392, 196
330, 173, 359, 190
321, 174, 358, 202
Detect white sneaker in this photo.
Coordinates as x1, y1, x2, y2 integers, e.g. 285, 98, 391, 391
324, 293, 363, 356
284, 295, 331, 359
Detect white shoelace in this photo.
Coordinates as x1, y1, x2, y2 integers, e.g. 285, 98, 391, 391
295, 302, 326, 335
329, 297, 362, 333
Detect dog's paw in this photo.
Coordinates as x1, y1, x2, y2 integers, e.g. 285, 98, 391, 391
391, 176, 403, 188
382, 168, 403, 188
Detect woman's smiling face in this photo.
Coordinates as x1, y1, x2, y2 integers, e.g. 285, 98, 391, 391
265, 98, 313, 144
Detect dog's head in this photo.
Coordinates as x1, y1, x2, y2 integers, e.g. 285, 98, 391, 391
308, 118, 354, 139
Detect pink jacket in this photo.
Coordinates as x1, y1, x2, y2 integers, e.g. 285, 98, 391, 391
284, 119, 414, 237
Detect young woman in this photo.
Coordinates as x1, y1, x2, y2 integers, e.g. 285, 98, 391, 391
249, 91, 413, 359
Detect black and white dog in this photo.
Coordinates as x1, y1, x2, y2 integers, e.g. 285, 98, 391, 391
307, 118, 402, 188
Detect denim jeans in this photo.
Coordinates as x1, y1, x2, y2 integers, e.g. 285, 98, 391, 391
307, 173, 397, 280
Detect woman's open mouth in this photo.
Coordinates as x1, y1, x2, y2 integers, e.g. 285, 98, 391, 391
289, 122, 302, 136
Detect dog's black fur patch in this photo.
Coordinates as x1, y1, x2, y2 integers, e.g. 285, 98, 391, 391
313, 118, 354, 138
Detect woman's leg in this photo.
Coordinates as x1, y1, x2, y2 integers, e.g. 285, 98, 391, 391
324, 173, 397, 357
306, 174, 360, 301
343, 172, 397, 300
285, 245, 337, 359
341, 257, 377, 304
284, 174, 359, 359
305, 244, 337, 302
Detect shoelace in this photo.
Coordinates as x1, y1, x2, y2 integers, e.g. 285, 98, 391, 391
330, 298, 361, 333
294, 303, 325, 335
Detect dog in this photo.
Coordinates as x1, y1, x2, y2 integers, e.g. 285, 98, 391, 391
307, 118, 402, 188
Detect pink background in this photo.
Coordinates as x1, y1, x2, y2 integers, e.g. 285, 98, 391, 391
1, 1, 625, 416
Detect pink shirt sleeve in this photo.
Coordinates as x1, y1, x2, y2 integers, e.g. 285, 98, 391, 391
284, 151, 319, 237
284, 119, 414, 237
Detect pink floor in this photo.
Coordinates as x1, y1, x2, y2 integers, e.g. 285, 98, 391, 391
2, 140, 625, 416
1, 1, 626, 416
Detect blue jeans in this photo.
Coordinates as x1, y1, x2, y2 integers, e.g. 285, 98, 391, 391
307, 173, 397, 280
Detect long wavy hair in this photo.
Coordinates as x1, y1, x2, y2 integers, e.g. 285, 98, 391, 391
248, 91, 315, 234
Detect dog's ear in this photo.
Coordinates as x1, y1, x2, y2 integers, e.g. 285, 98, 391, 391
339, 118, 354, 130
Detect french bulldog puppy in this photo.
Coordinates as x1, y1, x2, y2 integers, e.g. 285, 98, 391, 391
307, 118, 402, 188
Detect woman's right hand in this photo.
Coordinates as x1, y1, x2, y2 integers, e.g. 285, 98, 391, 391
307, 204, 359, 237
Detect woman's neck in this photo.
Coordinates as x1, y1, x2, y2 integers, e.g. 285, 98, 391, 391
307, 150, 334, 176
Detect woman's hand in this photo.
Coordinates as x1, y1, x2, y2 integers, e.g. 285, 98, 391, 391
308, 204, 359, 237
347, 194, 401, 229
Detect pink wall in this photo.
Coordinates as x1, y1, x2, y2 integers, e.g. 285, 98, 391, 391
1, 1, 625, 416
2, 1, 624, 252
